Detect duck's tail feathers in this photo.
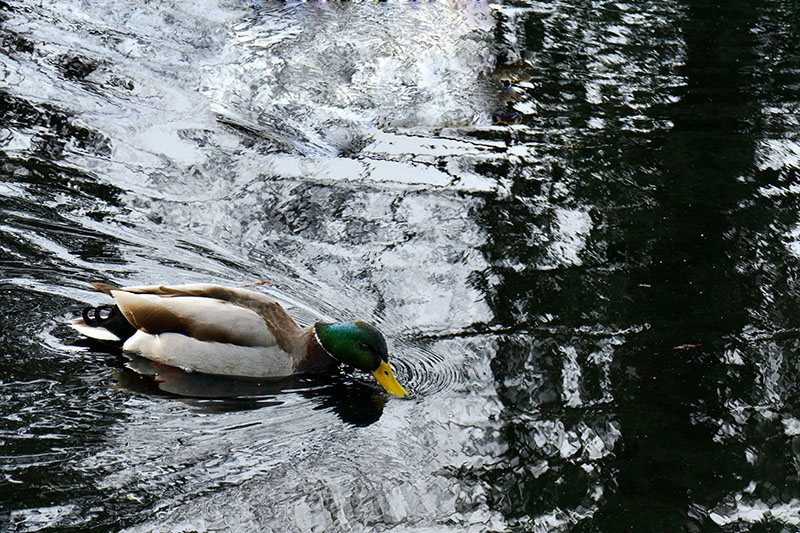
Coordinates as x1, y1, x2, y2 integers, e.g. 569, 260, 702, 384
70, 304, 138, 343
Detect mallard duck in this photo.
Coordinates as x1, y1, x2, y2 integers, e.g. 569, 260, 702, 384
70, 283, 408, 397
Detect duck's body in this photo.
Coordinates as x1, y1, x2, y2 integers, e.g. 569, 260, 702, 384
70, 283, 407, 396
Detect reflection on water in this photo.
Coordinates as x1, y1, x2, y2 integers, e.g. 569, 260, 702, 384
115, 354, 386, 426
2, 0, 800, 531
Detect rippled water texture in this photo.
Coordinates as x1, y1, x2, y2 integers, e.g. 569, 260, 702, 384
2, 0, 800, 531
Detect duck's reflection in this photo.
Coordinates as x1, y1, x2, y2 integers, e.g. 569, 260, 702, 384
115, 356, 385, 425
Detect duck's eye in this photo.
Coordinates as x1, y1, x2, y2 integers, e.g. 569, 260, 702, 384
358, 343, 370, 352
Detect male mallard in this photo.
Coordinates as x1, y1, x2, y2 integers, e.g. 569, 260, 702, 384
70, 283, 407, 396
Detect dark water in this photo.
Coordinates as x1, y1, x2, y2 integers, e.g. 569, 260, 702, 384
2, 0, 800, 531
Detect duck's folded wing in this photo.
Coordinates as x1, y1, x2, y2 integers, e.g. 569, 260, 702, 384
119, 283, 279, 308
111, 291, 276, 347
116, 284, 303, 349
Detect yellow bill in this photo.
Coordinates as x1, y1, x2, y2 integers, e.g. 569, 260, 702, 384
371, 360, 408, 397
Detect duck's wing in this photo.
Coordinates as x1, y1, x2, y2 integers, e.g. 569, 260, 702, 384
110, 291, 277, 348
112, 283, 277, 307
115, 284, 305, 351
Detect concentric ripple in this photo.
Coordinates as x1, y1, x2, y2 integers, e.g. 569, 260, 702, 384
392, 340, 468, 397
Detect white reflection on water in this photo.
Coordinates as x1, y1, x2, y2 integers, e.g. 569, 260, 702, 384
0, 0, 514, 531
211, 2, 498, 148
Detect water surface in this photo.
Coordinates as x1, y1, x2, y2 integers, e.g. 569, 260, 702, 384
2, 0, 800, 531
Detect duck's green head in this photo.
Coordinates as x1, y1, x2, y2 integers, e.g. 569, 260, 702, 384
314, 321, 407, 397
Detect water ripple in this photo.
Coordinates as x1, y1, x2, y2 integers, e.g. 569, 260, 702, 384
393, 341, 466, 397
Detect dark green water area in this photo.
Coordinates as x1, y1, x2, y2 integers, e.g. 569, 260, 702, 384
2, 0, 800, 531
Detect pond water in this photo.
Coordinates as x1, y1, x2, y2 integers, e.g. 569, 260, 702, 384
2, 0, 800, 531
